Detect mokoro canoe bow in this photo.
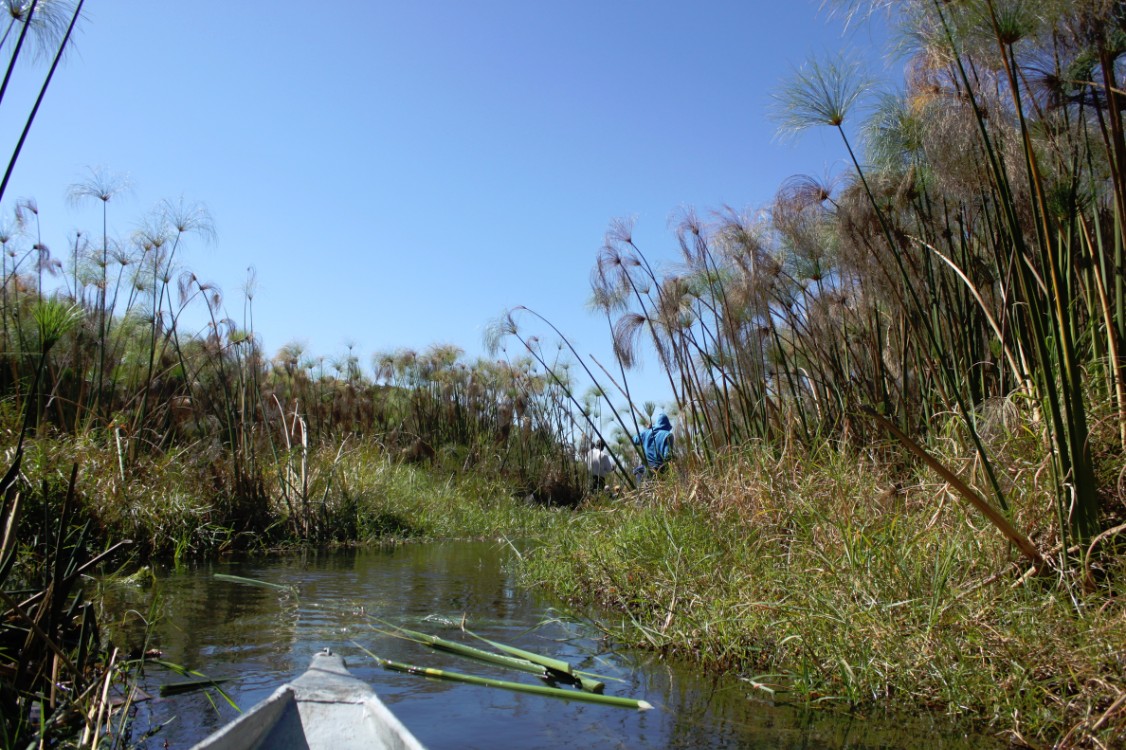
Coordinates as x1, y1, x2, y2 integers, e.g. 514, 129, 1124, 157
190, 649, 425, 750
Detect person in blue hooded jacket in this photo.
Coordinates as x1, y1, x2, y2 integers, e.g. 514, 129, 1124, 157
632, 413, 673, 478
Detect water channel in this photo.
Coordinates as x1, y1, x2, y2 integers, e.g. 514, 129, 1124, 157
99, 542, 1001, 749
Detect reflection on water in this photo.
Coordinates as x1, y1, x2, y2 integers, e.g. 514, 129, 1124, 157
100, 543, 999, 749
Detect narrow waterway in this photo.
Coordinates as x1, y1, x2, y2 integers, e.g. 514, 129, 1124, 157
100, 542, 999, 749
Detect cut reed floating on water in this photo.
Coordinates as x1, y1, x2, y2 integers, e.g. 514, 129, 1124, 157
358, 648, 651, 711
150, 660, 240, 709
463, 627, 608, 693
212, 573, 295, 592
370, 620, 607, 693
158, 677, 233, 697
374, 624, 549, 676
465, 631, 574, 676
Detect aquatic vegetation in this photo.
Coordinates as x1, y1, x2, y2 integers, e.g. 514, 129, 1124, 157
0, 455, 135, 747
1, 0, 1125, 747
366, 653, 651, 710
493, 9, 1126, 744
355, 629, 651, 710
518, 441, 1126, 747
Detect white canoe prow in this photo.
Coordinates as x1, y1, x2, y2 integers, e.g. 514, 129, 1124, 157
191, 650, 426, 750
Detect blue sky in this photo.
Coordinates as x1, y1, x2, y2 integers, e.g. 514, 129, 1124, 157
0, 1, 893, 407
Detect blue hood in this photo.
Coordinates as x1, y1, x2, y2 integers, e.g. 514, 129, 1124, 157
634, 413, 673, 469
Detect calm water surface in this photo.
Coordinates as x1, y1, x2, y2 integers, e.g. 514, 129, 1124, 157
100, 542, 999, 749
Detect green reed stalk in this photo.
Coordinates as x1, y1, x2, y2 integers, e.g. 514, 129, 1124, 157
361, 650, 651, 710
947, 0, 1101, 544
493, 308, 640, 485
0, 5, 85, 412
778, 50, 1014, 512
370, 621, 608, 692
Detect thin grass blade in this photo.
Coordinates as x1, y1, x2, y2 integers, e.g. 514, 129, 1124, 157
212, 573, 294, 592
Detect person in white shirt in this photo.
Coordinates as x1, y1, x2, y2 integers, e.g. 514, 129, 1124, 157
584, 439, 614, 491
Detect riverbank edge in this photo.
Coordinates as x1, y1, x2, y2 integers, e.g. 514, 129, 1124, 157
10, 434, 1125, 748
514, 447, 1125, 750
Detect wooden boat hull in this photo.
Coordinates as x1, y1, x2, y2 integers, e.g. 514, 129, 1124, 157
191, 650, 425, 750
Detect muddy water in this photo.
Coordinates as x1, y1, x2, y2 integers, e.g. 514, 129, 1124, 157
100, 542, 998, 749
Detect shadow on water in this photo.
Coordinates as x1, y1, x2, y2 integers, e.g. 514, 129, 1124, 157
99, 542, 1003, 750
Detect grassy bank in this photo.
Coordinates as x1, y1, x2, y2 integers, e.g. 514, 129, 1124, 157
7, 418, 1124, 748
5, 2, 1126, 747
516, 444, 1126, 748
12, 434, 567, 565
3, 429, 576, 747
